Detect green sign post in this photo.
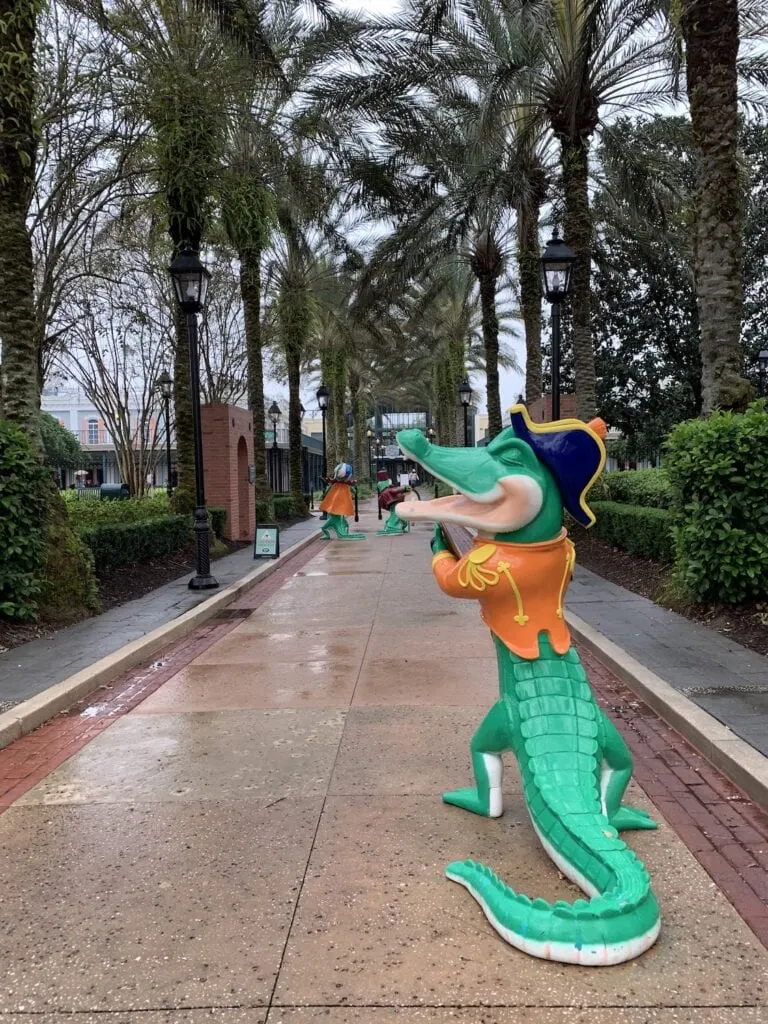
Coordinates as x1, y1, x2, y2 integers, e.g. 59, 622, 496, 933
253, 524, 280, 560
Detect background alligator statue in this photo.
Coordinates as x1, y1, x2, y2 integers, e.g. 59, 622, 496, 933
318, 463, 365, 541
394, 405, 660, 967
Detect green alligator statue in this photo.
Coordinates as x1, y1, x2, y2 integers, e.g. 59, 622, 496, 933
395, 406, 660, 967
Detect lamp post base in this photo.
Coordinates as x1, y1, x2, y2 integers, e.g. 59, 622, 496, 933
189, 573, 219, 590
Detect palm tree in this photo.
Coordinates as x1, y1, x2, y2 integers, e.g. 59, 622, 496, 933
414, 0, 676, 419
676, 0, 753, 411
0, 0, 39, 443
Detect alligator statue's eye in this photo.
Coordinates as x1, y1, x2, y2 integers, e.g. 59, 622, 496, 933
488, 436, 539, 472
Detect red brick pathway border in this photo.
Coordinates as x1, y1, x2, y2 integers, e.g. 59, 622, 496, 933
583, 647, 768, 947
0, 537, 320, 812
0, 548, 766, 949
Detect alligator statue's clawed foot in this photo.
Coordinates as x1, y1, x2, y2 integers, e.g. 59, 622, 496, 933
610, 805, 658, 831
443, 786, 503, 818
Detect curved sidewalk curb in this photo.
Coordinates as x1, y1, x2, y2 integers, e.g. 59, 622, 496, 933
568, 610, 768, 813
0, 532, 320, 752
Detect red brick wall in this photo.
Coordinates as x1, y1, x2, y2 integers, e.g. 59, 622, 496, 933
527, 393, 577, 423
201, 404, 255, 542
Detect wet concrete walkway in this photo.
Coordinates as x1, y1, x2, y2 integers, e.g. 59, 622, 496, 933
0, 507, 767, 1021
569, 566, 768, 758
0, 517, 319, 711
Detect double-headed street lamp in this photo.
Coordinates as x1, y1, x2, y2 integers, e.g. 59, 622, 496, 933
540, 228, 576, 422
156, 369, 174, 499
268, 401, 281, 492
458, 379, 472, 447
168, 247, 217, 591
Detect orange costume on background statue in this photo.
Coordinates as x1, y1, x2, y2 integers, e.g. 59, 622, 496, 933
319, 480, 355, 516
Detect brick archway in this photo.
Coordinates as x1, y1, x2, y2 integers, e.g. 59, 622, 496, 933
237, 435, 249, 540
201, 404, 255, 542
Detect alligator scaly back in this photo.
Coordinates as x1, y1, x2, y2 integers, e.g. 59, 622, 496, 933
446, 638, 660, 966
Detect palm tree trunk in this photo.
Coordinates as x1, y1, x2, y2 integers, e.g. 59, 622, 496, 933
333, 348, 347, 463
0, 0, 39, 448
682, 0, 750, 412
476, 270, 502, 440
349, 367, 367, 482
562, 138, 596, 420
286, 340, 305, 511
171, 301, 196, 512
239, 247, 272, 517
320, 347, 336, 471
518, 207, 542, 405
279, 277, 308, 511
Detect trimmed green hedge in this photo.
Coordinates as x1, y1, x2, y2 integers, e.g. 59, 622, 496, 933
665, 403, 768, 603
0, 422, 48, 619
590, 501, 675, 564
81, 515, 190, 573
65, 492, 170, 530
603, 468, 674, 509
274, 495, 309, 520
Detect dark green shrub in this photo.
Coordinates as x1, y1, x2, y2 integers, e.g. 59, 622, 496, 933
208, 507, 227, 539
589, 501, 675, 564
664, 403, 768, 602
0, 422, 48, 619
603, 468, 674, 509
65, 492, 170, 530
273, 495, 311, 520
81, 514, 190, 573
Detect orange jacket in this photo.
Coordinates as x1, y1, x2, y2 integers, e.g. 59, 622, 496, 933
319, 481, 354, 517
431, 531, 576, 660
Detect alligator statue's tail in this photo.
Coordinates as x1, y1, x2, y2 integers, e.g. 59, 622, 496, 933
447, 836, 659, 966
446, 637, 660, 966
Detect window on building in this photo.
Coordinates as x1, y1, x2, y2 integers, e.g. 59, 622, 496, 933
87, 419, 99, 444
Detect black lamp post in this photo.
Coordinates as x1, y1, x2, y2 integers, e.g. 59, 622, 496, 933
367, 427, 374, 484
268, 401, 281, 492
376, 438, 385, 518
316, 383, 330, 519
427, 426, 438, 497
156, 369, 174, 499
168, 247, 217, 591
540, 228, 576, 422
759, 351, 768, 398
459, 378, 472, 447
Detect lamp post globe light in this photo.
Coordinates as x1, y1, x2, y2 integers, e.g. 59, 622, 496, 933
155, 369, 174, 498
168, 247, 217, 591
458, 378, 472, 447
759, 351, 768, 397
540, 228, 576, 422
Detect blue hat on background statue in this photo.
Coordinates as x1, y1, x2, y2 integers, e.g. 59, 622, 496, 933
333, 462, 353, 481
508, 404, 607, 528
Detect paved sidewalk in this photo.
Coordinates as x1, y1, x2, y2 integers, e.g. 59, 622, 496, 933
0, 517, 319, 712
570, 566, 768, 757
0, 508, 766, 1020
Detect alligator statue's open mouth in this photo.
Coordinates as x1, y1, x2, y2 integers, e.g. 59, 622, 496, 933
394, 429, 543, 534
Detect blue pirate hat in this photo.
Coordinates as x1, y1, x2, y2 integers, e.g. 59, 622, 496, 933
508, 404, 607, 527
